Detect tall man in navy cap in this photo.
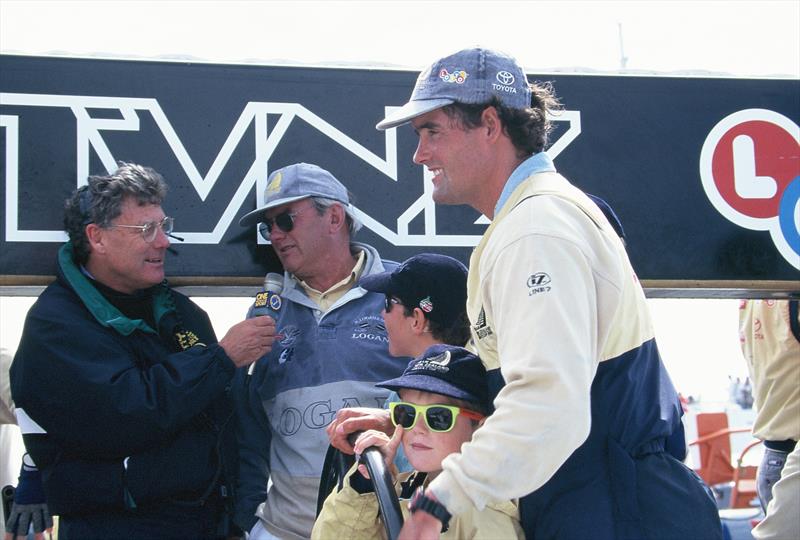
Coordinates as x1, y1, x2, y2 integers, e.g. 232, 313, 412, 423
376, 48, 722, 539
234, 163, 407, 540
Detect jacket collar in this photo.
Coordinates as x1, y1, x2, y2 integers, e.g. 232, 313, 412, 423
280, 241, 387, 305
58, 242, 172, 336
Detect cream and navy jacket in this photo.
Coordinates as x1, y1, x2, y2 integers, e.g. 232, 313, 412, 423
429, 154, 722, 539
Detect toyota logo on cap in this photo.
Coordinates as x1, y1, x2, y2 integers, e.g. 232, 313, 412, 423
496, 70, 515, 86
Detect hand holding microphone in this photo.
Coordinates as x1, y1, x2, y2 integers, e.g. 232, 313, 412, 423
247, 272, 285, 375
220, 272, 285, 369
219, 316, 277, 369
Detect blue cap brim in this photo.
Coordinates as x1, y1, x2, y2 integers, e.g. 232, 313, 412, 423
376, 98, 454, 130
238, 195, 312, 227
357, 272, 395, 293
377, 373, 478, 404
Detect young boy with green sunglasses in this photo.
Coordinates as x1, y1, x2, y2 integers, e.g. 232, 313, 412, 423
312, 344, 523, 539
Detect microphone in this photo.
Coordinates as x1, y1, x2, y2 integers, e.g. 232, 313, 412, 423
252, 272, 284, 317
247, 272, 284, 377
166, 233, 185, 253
264, 272, 284, 297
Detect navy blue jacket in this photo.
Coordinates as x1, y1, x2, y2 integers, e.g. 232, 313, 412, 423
11, 243, 238, 539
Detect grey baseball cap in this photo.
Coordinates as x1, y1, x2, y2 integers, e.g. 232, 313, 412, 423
239, 163, 351, 228
376, 47, 532, 130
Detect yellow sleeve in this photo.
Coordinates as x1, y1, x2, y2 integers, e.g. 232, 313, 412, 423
311, 467, 384, 540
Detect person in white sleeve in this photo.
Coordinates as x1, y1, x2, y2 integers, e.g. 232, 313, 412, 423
376, 47, 723, 540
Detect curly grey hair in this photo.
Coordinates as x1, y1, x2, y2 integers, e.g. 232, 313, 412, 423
64, 162, 168, 265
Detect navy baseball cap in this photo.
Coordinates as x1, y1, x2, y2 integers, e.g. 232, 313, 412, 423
377, 344, 489, 411
377, 47, 532, 130
239, 163, 359, 229
358, 253, 467, 327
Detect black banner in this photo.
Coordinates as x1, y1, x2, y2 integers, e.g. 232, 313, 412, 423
1, 55, 798, 294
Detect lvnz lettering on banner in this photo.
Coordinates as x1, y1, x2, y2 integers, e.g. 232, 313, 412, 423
1, 92, 581, 248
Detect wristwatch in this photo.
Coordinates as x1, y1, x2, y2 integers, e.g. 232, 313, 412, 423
409, 487, 451, 532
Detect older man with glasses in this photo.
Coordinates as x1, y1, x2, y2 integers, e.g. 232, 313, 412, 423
234, 163, 408, 540
9, 162, 277, 539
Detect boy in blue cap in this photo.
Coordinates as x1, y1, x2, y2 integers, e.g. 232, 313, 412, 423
359, 252, 470, 359
312, 344, 523, 539
326, 252, 470, 455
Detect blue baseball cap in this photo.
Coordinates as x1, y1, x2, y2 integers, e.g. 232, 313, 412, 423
377, 344, 490, 411
377, 47, 532, 130
358, 253, 467, 327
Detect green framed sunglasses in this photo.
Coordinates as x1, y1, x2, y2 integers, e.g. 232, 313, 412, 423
389, 401, 484, 433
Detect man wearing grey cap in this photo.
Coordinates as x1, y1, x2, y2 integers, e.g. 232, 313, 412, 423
378, 48, 722, 539
233, 163, 407, 540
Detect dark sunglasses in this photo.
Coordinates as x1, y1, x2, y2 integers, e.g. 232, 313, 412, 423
384, 295, 403, 312
389, 401, 484, 433
258, 205, 315, 240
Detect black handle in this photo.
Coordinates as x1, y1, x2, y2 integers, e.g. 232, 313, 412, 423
1, 485, 14, 526
348, 432, 404, 540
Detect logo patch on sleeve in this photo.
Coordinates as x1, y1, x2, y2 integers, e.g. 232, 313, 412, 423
527, 272, 552, 296
175, 329, 203, 350
473, 307, 493, 339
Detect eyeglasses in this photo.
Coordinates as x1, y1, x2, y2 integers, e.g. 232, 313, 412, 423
384, 295, 403, 312
258, 205, 315, 240
108, 216, 174, 243
389, 401, 484, 433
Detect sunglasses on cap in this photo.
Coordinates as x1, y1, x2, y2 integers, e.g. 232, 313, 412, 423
389, 401, 484, 433
384, 295, 403, 312
258, 205, 316, 240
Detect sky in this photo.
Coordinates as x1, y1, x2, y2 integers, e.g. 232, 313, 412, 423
1, 0, 798, 78
1, 0, 798, 403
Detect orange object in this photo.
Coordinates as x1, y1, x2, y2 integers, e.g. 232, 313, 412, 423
730, 439, 762, 509
687, 412, 762, 508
